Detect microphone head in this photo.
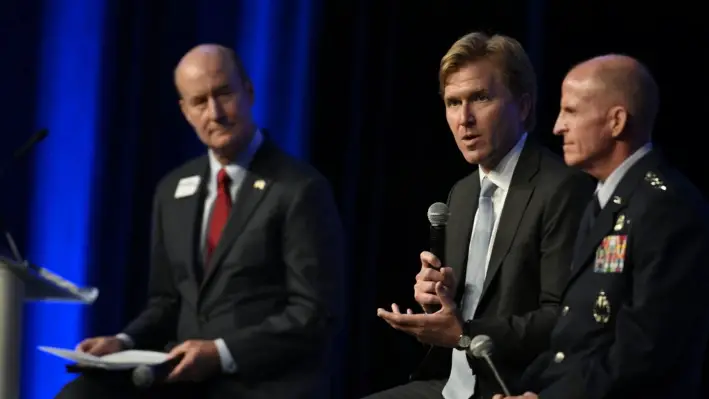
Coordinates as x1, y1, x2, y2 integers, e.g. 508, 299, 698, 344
469, 334, 493, 358
132, 365, 154, 388
427, 202, 450, 227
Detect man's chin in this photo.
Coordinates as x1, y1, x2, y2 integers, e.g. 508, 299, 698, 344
209, 135, 236, 150
563, 153, 583, 167
462, 149, 488, 166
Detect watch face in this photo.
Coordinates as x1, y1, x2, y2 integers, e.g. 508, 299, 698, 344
458, 335, 471, 349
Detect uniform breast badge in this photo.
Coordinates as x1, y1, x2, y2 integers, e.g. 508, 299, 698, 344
613, 214, 625, 231
593, 290, 611, 324
594, 234, 627, 273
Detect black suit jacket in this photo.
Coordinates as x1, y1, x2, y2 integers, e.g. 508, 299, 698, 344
122, 140, 345, 398
521, 150, 709, 399
413, 140, 595, 398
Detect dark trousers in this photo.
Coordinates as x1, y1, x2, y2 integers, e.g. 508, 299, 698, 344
361, 379, 447, 399
54, 372, 202, 399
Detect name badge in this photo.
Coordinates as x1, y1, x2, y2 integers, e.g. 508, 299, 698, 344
174, 176, 201, 198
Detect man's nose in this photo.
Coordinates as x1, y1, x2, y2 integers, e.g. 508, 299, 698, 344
460, 104, 475, 126
552, 117, 565, 136
206, 97, 225, 120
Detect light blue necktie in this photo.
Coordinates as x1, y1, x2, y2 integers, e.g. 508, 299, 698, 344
443, 177, 497, 399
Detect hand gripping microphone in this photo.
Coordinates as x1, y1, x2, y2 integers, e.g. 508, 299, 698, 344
426, 202, 450, 269
468, 335, 511, 396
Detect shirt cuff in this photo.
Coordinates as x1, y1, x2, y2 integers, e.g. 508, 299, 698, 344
115, 333, 134, 349
214, 338, 238, 373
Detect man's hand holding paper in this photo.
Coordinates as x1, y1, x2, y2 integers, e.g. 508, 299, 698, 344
76, 336, 125, 356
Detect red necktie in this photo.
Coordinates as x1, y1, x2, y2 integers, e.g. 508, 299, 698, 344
205, 168, 232, 265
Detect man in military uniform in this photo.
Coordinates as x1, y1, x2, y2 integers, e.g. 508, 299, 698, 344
495, 55, 709, 398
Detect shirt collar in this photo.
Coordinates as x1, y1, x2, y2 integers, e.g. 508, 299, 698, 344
595, 142, 652, 208
478, 132, 528, 191
207, 128, 264, 183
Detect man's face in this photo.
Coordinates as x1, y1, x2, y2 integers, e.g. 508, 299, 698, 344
443, 60, 528, 169
553, 75, 613, 170
178, 56, 255, 154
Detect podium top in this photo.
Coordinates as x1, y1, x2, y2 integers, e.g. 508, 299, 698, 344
0, 256, 98, 303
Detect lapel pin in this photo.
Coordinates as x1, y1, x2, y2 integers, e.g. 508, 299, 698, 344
253, 179, 266, 190
612, 196, 622, 205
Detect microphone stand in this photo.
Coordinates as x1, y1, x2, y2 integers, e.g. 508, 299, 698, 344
0, 129, 49, 268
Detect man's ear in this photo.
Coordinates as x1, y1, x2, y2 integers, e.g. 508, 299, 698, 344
179, 99, 190, 123
608, 106, 628, 138
244, 80, 255, 105
517, 93, 532, 127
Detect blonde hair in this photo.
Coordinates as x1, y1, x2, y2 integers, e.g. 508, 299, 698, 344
439, 32, 537, 132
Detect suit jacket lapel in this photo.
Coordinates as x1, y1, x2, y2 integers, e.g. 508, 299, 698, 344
172, 158, 209, 285
200, 144, 274, 290
479, 142, 539, 301
448, 173, 480, 302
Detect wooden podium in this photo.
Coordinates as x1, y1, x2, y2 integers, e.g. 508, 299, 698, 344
0, 256, 98, 399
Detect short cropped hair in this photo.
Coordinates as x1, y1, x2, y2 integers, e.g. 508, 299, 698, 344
587, 55, 659, 133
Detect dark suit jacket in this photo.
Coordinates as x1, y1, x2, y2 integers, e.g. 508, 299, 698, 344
521, 150, 709, 399
122, 140, 345, 398
413, 140, 595, 398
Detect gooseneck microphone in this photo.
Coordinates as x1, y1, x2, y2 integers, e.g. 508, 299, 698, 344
468, 335, 511, 396
0, 129, 49, 266
131, 365, 156, 388
426, 202, 450, 269
0, 128, 48, 180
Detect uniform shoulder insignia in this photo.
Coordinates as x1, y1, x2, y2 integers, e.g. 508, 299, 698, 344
644, 171, 667, 191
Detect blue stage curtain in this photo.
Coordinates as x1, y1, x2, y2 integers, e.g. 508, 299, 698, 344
21, 0, 320, 397
4, 1, 700, 398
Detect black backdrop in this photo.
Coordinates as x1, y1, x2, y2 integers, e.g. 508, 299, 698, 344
2, 0, 706, 397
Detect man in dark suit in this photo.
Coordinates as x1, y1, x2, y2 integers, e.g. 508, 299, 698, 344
56, 44, 344, 399
368, 32, 595, 399
495, 55, 709, 399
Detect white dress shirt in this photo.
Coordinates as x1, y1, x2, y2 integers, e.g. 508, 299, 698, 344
595, 143, 652, 208
443, 133, 527, 399
117, 129, 264, 375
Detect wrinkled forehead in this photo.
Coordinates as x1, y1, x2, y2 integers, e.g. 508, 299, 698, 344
561, 75, 603, 104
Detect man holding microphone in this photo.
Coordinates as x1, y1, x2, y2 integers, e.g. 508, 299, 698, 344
368, 31, 594, 399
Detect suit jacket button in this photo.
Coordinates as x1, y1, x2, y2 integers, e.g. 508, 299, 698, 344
562, 306, 570, 316
554, 352, 565, 363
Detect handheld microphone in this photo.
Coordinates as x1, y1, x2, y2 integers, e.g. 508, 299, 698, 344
426, 202, 450, 269
468, 335, 511, 396
131, 353, 185, 389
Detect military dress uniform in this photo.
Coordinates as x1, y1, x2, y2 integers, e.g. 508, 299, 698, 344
518, 148, 709, 399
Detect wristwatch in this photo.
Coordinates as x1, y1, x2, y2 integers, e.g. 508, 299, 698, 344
456, 333, 472, 351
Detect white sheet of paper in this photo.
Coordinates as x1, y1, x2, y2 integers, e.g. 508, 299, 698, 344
38, 346, 169, 370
